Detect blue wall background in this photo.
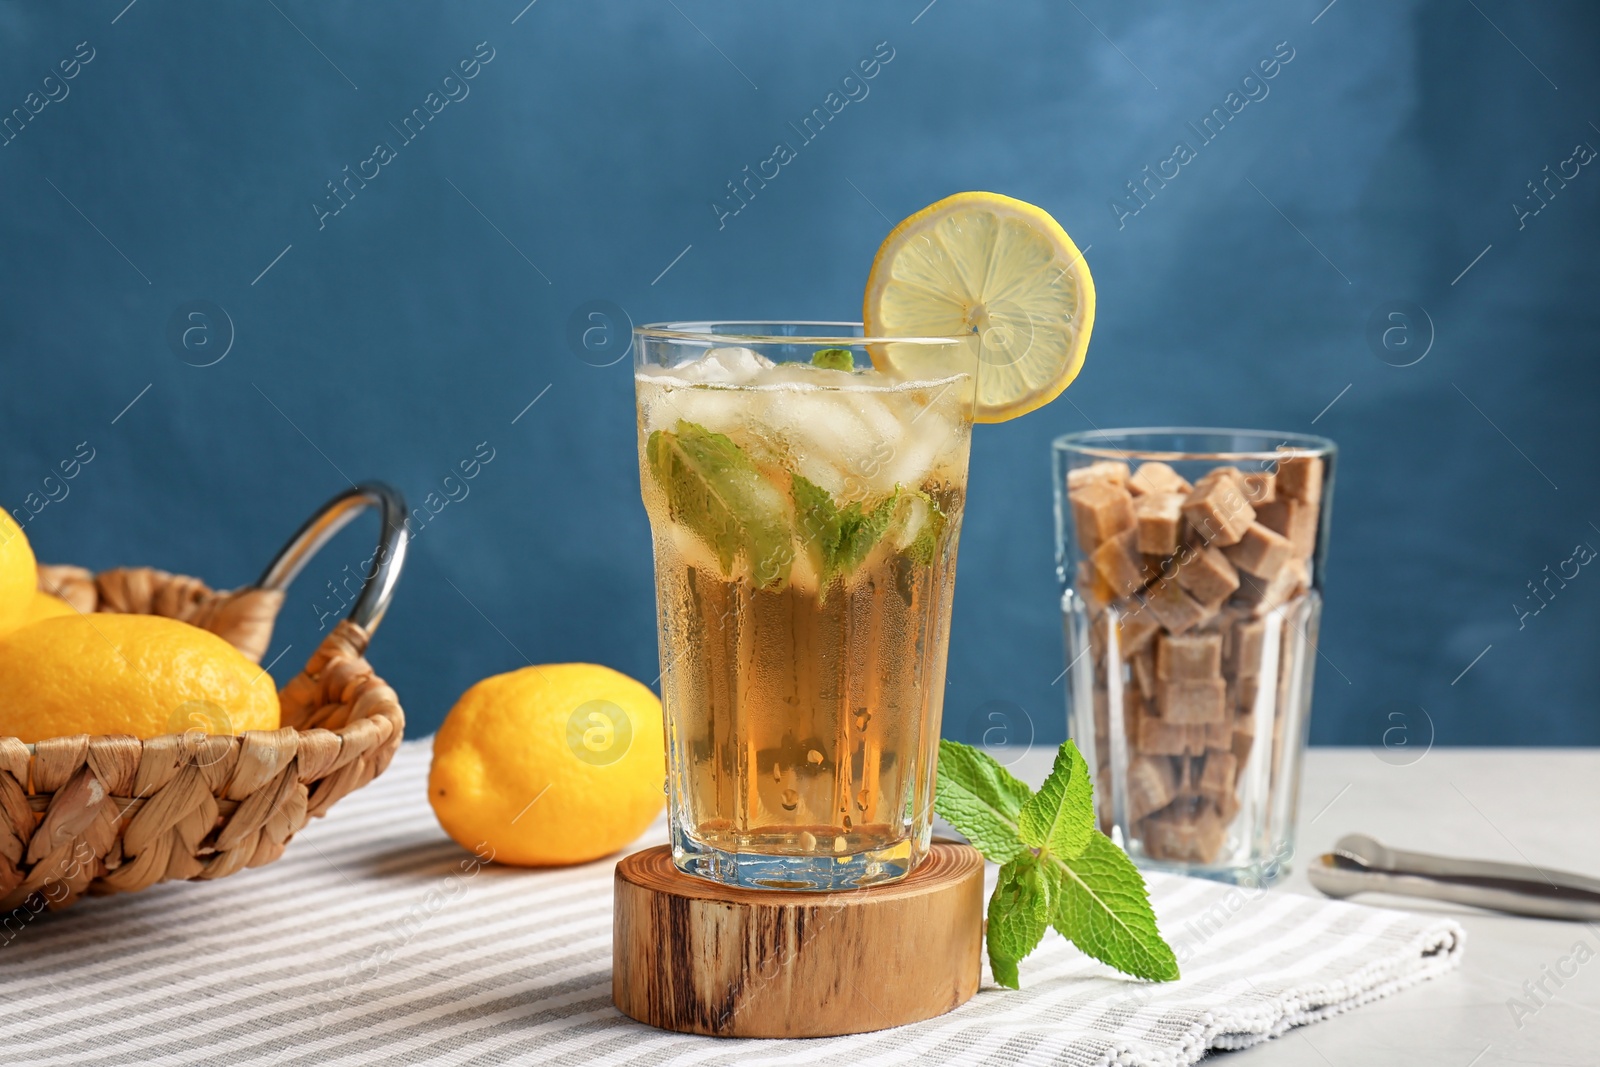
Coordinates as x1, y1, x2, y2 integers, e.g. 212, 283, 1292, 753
2, 1, 1596, 747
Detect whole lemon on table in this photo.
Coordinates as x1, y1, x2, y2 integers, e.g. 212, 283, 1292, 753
429, 663, 665, 866
0, 614, 280, 742
0, 511, 38, 638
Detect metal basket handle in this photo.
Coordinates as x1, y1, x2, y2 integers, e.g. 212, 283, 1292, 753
256, 482, 410, 633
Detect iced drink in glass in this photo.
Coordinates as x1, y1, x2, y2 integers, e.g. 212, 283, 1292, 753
635, 322, 974, 889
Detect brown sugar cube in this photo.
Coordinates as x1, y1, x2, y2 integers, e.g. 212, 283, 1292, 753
1203, 717, 1232, 751
1275, 454, 1323, 503
1226, 617, 1266, 677
1114, 609, 1161, 660
1075, 559, 1115, 615
1175, 546, 1240, 607
1194, 468, 1256, 518
1233, 704, 1257, 737
1159, 679, 1228, 724
1141, 801, 1226, 863
1182, 473, 1256, 546
1240, 471, 1275, 505
1198, 750, 1238, 803
1123, 684, 1148, 731
1235, 557, 1309, 617
1128, 756, 1177, 822
1129, 461, 1192, 497
1215, 790, 1241, 823
1133, 492, 1184, 556
1195, 466, 1245, 492
1256, 499, 1319, 559
1156, 632, 1223, 681
1142, 579, 1213, 634
1145, 554, 1180, 592
1092, 530, 1153, 598
1067, 460, 1131, 492
1071, 481, 1135, 555
1092, 686, 1109, 737
1134, 712, 1189, 756
1281, 557, 1311, 602
1236, 673, 1260, 714
1131, 648, 1158, 699
1088, 612, 1109, 664
1231, 724, 1254, 767
1124, 707, 1149, 750
1225, 522, 1294, 580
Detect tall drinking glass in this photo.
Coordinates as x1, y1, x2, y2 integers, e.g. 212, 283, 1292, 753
634, 322, 975, 890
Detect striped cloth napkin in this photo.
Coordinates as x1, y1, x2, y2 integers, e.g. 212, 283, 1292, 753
0, 740, 1463, 1067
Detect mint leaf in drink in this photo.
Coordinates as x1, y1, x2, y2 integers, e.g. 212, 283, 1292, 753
833, 489, 899, 575
647, 421, 794, 590
1017, 740, 1093, 859
987, 853, 1050, 990
792, 476, 901, 586
810, 347, 856, 372
931, 738, 1030, 863
1048, 833, 1181, 981
934, 739, 1179, 987
792, 472, 842, 580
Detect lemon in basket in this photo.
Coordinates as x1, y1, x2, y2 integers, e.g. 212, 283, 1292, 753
0, 614, 281, 742
0, 511, 38, 638
429, 663, 665, 867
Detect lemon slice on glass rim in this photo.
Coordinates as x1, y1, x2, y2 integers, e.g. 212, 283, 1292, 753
863, 191, 1095, 423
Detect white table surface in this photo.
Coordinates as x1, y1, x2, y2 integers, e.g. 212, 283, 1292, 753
995, 746, 1600, 1067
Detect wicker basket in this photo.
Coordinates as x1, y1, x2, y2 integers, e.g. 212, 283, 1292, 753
0, 484, 411, 912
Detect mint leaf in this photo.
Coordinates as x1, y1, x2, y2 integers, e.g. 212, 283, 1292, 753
834, 489, 899, 574
932, 739, 1030, 863
989, 954, 1020, 990
792, 475, 900, 587
647, 421, 794, 590
1017, 740, 1094, 859
1049, 833, 1181, 981
938, 739, 1179, 988
987, 853, 1050, 989
793, 472, 842, 580
810, 347, 855, 372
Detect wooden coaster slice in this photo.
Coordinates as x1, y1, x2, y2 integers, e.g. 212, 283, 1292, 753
613, 842, 984, 1038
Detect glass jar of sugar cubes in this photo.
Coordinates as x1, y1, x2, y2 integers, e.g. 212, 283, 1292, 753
1053, 429, 1336, 886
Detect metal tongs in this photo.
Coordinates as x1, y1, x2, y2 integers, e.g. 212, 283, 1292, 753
1308, 833, 1600, 921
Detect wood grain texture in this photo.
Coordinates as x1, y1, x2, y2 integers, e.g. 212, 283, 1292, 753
613, 842, 984, 1038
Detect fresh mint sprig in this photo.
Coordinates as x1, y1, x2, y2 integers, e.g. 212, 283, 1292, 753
933, 738, 1180, 988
